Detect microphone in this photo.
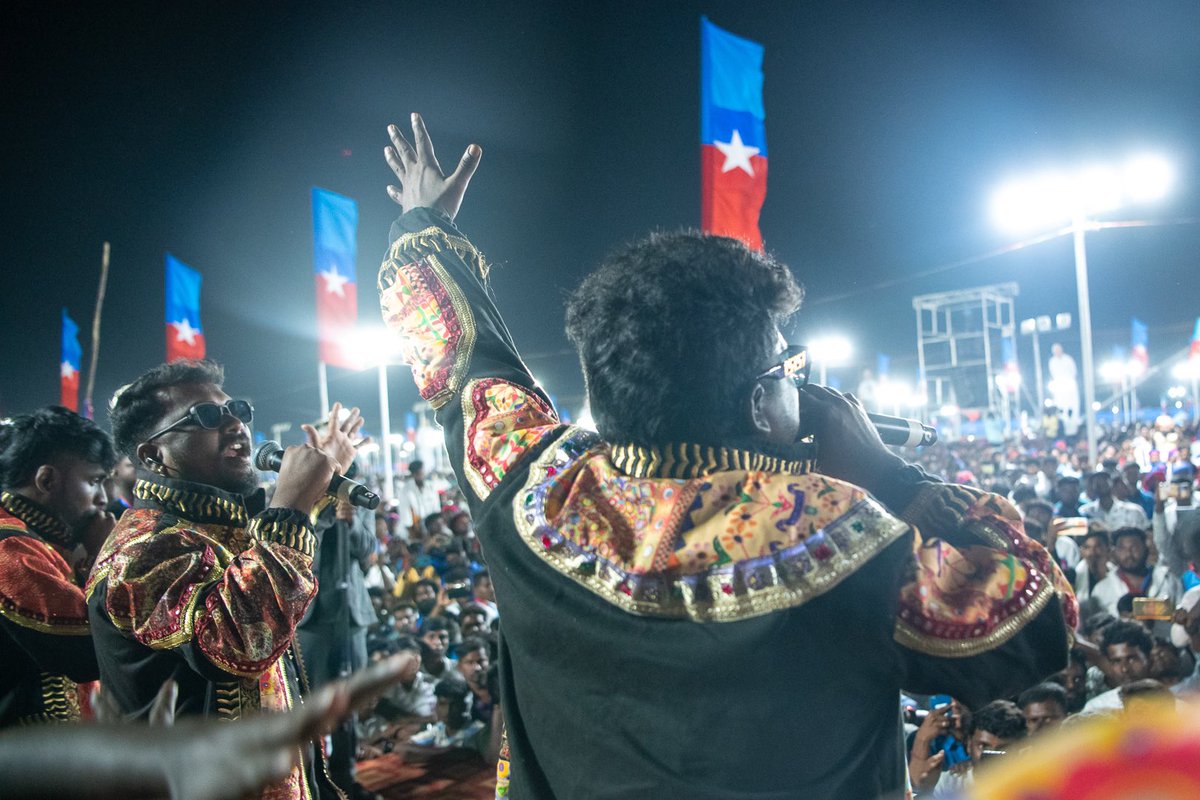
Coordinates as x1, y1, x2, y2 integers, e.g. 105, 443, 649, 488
253, 440, 381, 510
867, 413, 938, 448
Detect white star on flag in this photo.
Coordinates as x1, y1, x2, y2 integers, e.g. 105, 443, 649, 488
171, 318, 199, 345
320, 266, 349, 297
60, 361, 77, 380
714, 129, 760, 176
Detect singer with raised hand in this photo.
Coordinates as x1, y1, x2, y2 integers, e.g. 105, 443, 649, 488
87, 360, 364, 800
378, 114, 1078, 800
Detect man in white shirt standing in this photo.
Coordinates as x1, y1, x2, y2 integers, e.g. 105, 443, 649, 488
1081, 472, 1149, 531
1089, 527, 1181, 621
395, 459, 441, 541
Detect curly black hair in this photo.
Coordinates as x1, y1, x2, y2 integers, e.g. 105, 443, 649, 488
0, 406, 117, 489
564, 231, 803, 446
969, 699, 1026, 741
1100, 618, 1154, 657
108, 360, 225, 459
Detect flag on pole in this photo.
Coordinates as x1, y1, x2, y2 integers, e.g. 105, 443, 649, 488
60, 309, 81, 411
701, 17, 767, 251
1190, 317, 1200, 361
876, 353, 890, 378
165, 254, 206, 362
1131, 317, 1149, 369
312, 187, 359, 368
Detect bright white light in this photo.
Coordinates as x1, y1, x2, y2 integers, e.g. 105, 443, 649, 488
876, 379, 910, 407
345, 327, 404, 368
809, 335, 853, 367
1167, 386, 1187, 399
1123, 155, 1173, 203
1092, 401, 1102, 411
1177, 401, 1184, 409
1099, 360, 1126, 383
991, 155, 1173, 232
910, 391, 929, 408
356, 441, 381, 456
1019, 318, 1037, 335
575, 407, 597, 432
401, 441, 415, 453
1173, 361, 1200, 380
1126, 359, 1146, 378
938, 404, 960, 417
995, 371, 1021, 393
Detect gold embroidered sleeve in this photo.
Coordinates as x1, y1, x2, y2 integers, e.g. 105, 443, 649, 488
894, 483, 1078, 658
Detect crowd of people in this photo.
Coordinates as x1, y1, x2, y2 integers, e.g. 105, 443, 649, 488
2, 111, 1198, 800
900, 413, 1200, 794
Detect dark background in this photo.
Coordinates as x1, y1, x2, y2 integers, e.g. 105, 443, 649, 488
3, 1, 1198, 440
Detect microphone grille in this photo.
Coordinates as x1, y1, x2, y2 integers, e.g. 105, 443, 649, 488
253, 440, 283, 471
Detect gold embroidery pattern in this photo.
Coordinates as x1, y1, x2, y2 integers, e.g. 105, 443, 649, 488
894, 577, 1055, 657
379, 240, 478, 410
39, 672, 82, 722
513, 428, 910, 622
0, 491, 73, 549
460, 378, 560, 501
249, 517, 316, 558
133, 479, 248, 526
610, 441, 813, 480
383, 225, 490, 282
214, 680, 243, 721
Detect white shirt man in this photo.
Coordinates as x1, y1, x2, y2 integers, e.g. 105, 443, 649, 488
396, 461, 441, 540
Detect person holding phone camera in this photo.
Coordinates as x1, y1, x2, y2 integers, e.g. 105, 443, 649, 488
376, 113, 1078, 800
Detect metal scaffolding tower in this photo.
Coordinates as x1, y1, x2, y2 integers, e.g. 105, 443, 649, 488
913, 283, 1019, 417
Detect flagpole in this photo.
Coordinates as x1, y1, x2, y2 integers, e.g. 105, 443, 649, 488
83, 242, 110, 420
317, 361, 330, 417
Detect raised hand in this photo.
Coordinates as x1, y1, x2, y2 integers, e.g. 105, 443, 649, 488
384, 113, 482, 221
301, 401, 366, 475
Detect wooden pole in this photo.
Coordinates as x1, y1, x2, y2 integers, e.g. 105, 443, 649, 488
83, 242, 110, 420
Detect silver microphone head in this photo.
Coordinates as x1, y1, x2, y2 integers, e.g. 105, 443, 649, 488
253, 440, 284, 471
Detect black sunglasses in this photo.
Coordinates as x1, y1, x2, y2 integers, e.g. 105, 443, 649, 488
755, 345, 810, 388
145, 400, 254, 442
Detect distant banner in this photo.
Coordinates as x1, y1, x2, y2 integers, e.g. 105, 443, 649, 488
165, 254, 206, 362
1131, 317, 1149, 368
60, 309, 81, 411
312, 187, 359, 368
1191, 317, 1200, 361
700, 17, 767, 251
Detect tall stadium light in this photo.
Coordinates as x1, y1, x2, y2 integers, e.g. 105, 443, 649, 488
809, 335, 854, 386
991, 154, 1174, 466
349, 327, 405, 502
1174, 360, 1200, 425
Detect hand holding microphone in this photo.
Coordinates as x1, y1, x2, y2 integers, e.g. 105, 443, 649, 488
257, 440, 381, 511
800, 384, 931, 492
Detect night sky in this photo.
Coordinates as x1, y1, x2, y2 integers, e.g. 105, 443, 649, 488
4, 1, 1199, 441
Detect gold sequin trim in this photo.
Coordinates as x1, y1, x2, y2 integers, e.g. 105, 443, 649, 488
249, 516, 316, 558
134, 479, 247, 526
39, 672, 82, 722
609, 441, 813, 480
514, 430, 910, 622
0, 491, 72, 549
893, 574, 1055, 658
381, 225, 490, 282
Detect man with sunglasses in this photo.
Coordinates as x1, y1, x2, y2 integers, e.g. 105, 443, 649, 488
87, 360, 363, 800
377, 115, 1076, 799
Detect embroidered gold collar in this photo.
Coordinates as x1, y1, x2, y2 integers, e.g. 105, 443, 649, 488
0, 491, 74, 549
133, 471, 255, 527
609, 441, 814, 479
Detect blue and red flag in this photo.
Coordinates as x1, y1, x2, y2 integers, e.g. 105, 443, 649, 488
1190, 317, 1200, 361
312, 187, 359, 368
701, 17, 767, 251
60, 309, 81, 411
1131, 317, 1149, 369
165, 254, 206, 362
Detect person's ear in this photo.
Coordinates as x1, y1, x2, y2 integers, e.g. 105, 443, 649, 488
745, 381, 772, 437
136, 442, 167, 475
32, 464, 58, 496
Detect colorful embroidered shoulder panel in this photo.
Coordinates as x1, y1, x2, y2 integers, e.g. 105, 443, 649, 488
513, 427, 911, 621
461, 378, 561, 501
0, 513, 90, 635
379, 226, 481, 409
893, 483, 1079, 657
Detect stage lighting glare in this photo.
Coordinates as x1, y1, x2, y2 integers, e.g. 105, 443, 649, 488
1172, 361, 1200, 380
1123, 155, 1173, 203
809, 335, 853, 367
938, 404, 960, 417
1099, 360, 1125, 383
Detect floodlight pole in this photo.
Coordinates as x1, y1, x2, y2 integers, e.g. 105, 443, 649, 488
1072, 216, 1099, 466
377, 362, 394, 502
